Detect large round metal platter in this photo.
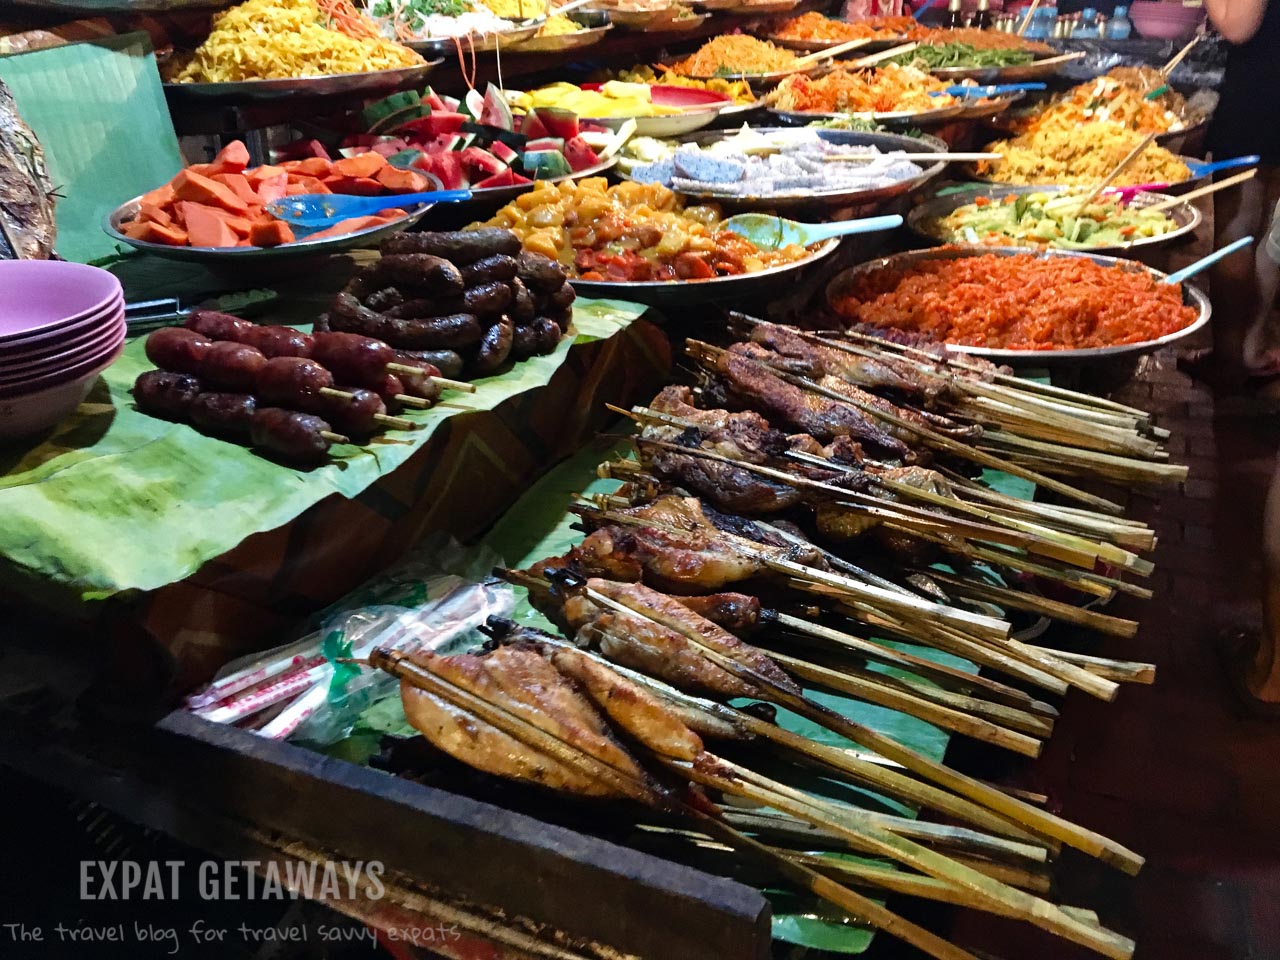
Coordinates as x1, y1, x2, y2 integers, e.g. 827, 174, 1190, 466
649, 11, 711, 31
724, 0, 802, 14
825, 246, 1211, 365
570, 236, 841, 306
162, 62, 440, 105
719, 97, 769, 116
403, 21, 543, 57
770, 102, 968, 127
616, 127, 949, 211
512, 23, 613, 53
663, 60, 828, 85
987, 100, 1211, 153
582, 4, 678, 29
767, 32, 911, 51
961, 153, 1209, 195
686, 0, 740, 9
950, 90, 1026, 121
579, 83, 732, 137
103, 195, 433, 264
905, 184, 1202, 254
922, 51, 1084, 85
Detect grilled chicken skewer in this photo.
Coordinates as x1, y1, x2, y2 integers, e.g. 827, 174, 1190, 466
372, 643, 984, 960
375, 639, 1133, 958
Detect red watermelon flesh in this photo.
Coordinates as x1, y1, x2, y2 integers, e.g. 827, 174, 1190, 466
563, 136, 602, 172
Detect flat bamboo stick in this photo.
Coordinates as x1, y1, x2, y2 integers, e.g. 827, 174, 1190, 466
1025, 647, 1156, 684
598, 587, 1143, 874
927, 570, 1140, 640
769, 612, 1046, 714
768, 649, 1044, 757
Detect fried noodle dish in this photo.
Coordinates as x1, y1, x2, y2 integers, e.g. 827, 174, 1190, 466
977, 119, 1190, 186
773, 64, 955, 114
483, 178, 812, 281
166, 0, 423, 83
1012, 75, 1185, 138
831, 251, 1198, 350
667, 35, 799, 77
770, 12, 929, 42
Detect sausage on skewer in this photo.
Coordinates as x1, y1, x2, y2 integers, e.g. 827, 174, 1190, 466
145, 328, 211, 374
133, 371, 202, 420
250, 408, 347, 464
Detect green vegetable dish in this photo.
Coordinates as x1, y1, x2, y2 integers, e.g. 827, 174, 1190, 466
891, 43, 1035, 69
937, 192, 1180, 250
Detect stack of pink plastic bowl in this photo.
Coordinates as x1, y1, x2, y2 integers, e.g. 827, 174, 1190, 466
1130, 1, 1206, 40
0, 260, 126, 440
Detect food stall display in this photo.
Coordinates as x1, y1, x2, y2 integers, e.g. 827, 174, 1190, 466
0, 4, 1239, 958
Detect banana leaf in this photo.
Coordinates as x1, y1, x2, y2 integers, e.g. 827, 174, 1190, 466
0, 299, 646, 604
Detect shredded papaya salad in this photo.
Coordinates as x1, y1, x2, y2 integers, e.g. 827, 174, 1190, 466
832, 252, 1198, 351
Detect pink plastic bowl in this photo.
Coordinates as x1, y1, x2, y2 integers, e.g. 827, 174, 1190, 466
0, 342, 123, 441
0, 260, 124, 341
0, 317, 125, 397
0, 315, 126, 383
1130, 1, 1206, 39
0, 292, 124, 352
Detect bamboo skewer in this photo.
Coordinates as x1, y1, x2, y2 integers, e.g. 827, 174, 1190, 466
1160, 32, 1202, 76
375, 647, 986, 960
1075, 131, 1159, 214
851, 41, 918, 67
687, 759, 1134, 959
590, 587, 1144, 874
1146, 168, 1257, 214
767, 649, 1044, 756
720, 809, 1049, 866
794, 36, 873, 65
1017, 0, 1041, 35
1025, 647, 1156, 684
927, 570, 1140, 641
769, 611, 1048, 713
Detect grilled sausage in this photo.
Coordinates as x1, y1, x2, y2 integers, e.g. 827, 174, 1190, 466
364, 287, 406, 312
511, 324, 539, 361
329, 292, 398, 341
517, 251, 569, 292
533, 317, 563, 355
250, 408, 336, 464
145, 327, 211, 374
473, 315, 514, 374
239, 325, 315, 359
190, 392, 257, 437
201, 341, 268, 392
256, 357, 333, 408
184, 310, 249, 341
311, 332, 395, 386
381, 228, 521, 264
460, 254, 519, 286
133, 371, 202, 420
509, 277, 536, 323
399, 348, 464, 380
389, 313, 483, 350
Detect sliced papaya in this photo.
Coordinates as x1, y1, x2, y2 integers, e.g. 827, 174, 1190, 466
172, 169, 249, 214
332, 152, 387, 179
249, 219, 296, 247
183, 204, 239, 248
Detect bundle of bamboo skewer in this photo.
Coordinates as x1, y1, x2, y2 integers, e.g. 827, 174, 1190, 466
352, 317, 1179, 959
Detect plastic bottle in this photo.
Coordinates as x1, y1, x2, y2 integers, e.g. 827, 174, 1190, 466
1107, 4, 1133, 38
972, 0, 994, 30
1075, 6, 1100, 38
944, 0, 967, 29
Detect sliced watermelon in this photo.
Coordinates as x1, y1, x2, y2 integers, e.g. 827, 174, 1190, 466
370, 138, 409, 157
523, 149, 572, 179
423, 87, 449, 112
535, 107, 579, 141
525, 137, 565, 154
429, 151, 469, 190
441, 94, 461, 112
394, 112, 467, 140
476, 168, 534, 189
460, 146, 506, 177
579, 120, 611, 134
563, 135, 602, 172
387, 148, 425, 169
362, 90, 427, 134
464, 89, 486, 118
479, 82, 515, 132
420, 133, 466, 153
338, 146, 372, 159
518, 111, 548, 140
490, 141, 520, 165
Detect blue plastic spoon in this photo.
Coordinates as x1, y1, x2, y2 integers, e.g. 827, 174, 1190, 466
721, 213, 903, 251
267, 188, 473, 229
1163, 236, 1254, 285
929, 83, 1047, 98
1185, 155, 1260, 178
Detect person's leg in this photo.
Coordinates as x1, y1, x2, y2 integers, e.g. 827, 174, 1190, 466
1241, 169, 1280, 370
1253, 449, 1280, 703
1207, 172, 1268, 384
